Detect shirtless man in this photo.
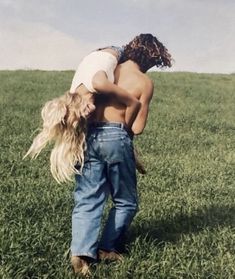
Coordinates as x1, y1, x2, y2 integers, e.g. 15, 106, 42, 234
70, 34, 172, 276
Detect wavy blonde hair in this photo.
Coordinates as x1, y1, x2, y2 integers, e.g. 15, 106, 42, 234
24, 91, 87, 183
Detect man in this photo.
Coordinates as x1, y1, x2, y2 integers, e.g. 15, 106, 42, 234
70, 34, 172, 276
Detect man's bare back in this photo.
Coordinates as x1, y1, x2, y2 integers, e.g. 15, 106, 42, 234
90, 60, 154, 134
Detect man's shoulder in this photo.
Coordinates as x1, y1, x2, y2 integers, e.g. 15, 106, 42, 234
136, 72, 154, 96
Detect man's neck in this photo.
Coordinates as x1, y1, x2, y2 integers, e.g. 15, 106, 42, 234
122, 60, 141, 72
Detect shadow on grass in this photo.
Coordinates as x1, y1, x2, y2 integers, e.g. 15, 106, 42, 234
126, 204, 235, 249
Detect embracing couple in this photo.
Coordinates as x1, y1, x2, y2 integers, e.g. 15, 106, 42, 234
25, 33, 172, 276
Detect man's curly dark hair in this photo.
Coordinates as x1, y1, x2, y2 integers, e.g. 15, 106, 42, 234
120, 33, 173, 73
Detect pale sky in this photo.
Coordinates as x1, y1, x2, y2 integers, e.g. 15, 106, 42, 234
0, 0, 234, 73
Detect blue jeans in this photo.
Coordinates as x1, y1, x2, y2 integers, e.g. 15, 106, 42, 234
71, 122, 138, 259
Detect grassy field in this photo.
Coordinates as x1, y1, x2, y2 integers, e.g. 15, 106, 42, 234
0, 70, 235, 279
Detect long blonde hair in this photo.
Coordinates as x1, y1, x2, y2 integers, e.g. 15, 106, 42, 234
24, 91, 87, 183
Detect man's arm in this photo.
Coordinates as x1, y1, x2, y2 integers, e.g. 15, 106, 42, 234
131, 79, 154, 135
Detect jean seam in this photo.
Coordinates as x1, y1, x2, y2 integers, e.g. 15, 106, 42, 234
71, 252, 97, 259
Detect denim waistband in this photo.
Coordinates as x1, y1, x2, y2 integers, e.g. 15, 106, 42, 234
87, 122, 134, 139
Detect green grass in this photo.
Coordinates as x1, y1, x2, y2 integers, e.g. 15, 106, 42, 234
0, 70, 235, 279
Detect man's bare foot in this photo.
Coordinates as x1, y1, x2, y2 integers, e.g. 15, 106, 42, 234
71, 256, 91, 277
98, 249, 124, 262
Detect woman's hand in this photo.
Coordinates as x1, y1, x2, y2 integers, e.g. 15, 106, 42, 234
81, 101, 96, 118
